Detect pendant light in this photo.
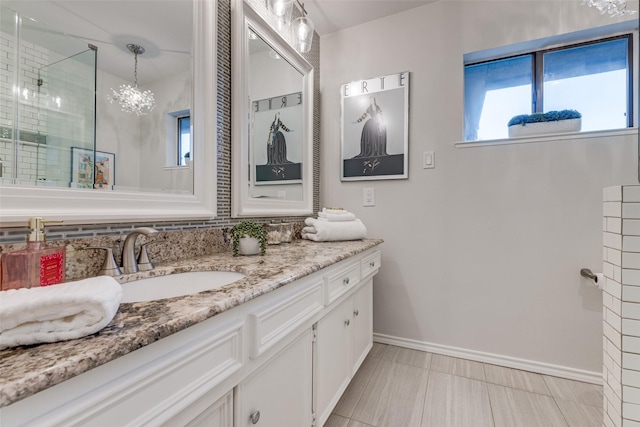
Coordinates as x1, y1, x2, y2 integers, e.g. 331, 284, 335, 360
268, 0, 293, 31
291, 13, 314, 53
108, 44, 155, 116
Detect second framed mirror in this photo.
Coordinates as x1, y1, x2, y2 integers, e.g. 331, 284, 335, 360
231, 0, 314, 217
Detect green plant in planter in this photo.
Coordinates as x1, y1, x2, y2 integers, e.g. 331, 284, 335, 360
508, 109, 581, 127
230, 221, 267, 256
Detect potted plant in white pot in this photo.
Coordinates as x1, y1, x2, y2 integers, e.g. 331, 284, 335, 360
230, 221, 267, 256
508, 109, 582, 138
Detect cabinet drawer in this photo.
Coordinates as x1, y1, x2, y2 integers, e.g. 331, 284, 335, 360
361, 250, 381, 278
249, 280, 323, 359
324, 262, 360, 305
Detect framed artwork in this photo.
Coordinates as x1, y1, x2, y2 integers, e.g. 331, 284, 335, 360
341, 71, 409, 181
70, 147, 115, 190
251, 92, 303, 185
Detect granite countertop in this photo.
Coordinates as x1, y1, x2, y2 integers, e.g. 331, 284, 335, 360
0, 239, 383, 408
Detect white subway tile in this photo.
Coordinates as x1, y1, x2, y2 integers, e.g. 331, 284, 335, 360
609, 308, 623, 329
607, 323, 622, 349
623, 419, 640, 427
607, 262, 617, 280
606, 202, 623, 218
606, 232, 624, 250
627, 237, 640, 253
623, 368, 640, 386
609, 296, 623, 316
625, 270, 640, 286
610, 217, 624, 234
625, 204, 640, 220
625, 221, 640, 236
625, 386, 640, 405
607, 186, 624, 202
625, 253, 640, 270
610, 339, 623, 365
624, 319, 640, 338
624, 336, 640, 354
607, 278, 623, 298
617, 266, 624, 282
624, 286, 640, 303
623, 402, 640, 421
610, 249, 624, 267
624, 187, 640, 203
604, 412, 617, 427
624, 302, 640, 320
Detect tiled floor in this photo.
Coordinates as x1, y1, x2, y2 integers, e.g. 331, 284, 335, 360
325, 343, 603, 427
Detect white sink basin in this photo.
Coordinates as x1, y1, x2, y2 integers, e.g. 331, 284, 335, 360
121, 271, 246, 303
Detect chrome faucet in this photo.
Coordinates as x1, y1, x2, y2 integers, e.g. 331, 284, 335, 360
121, 227, 159, 274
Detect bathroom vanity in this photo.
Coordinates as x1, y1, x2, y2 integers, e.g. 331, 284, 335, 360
0, 239, 382, 427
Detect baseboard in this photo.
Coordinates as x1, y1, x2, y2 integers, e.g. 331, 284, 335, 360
373, 333, 603, 385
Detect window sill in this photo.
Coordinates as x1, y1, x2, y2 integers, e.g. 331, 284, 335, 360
454, 127, 638, 148
162, 165, 192, 171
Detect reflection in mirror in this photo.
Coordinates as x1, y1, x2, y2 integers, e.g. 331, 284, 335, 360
0, 0, 217, 224
1, 0, 193, 194
232, 0, 314, 217
249, 32, 304, 201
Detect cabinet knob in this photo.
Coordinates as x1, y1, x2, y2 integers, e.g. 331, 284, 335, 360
250, 410, 261, 424
370, 261, 375, 267
354, 309, 359, 317
343, 277, 350, 285
344, 319, 351, 327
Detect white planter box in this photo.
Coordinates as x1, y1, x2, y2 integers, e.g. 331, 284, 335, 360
508, 118, 581, 138
238, 237, 261, 255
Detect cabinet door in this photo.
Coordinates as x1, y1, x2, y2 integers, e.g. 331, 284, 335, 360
314, 296, 354, 426
169, 390, 233, 427
235, 329, 313, 427
351, 279, 373, 375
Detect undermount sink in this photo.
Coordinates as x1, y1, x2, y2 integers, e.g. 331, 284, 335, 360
121, 271, 246, 303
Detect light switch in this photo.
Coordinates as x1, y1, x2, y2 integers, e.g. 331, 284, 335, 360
423, 151, 435, 169
363, 188, 375, 206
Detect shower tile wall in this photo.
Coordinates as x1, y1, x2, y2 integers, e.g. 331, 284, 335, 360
0, 30, 47, 182
603, 185, 640, 427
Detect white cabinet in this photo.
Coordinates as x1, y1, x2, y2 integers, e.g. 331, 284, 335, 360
315, 279, 374, 426
235, 329, 313, 427
166, 390, 233, 427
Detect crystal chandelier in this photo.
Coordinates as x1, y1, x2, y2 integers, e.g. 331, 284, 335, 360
582, 0, 636, 17
108, 44, 155, 116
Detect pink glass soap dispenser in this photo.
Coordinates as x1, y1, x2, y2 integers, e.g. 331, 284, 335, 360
1, 217, 66, 290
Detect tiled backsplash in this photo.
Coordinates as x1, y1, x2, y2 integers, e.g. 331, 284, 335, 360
602, 185, 640, 427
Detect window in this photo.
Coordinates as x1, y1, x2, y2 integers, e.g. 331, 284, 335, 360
464, 34, 633, 141
177, 115, 191, 166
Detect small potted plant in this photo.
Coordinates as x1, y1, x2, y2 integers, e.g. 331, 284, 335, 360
508, 109, 582, 138
184, 152, 191, 166
230, 221, 267, 256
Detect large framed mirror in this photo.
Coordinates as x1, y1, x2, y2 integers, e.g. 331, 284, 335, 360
0, 0, 216, 225
231, 0, 314, 217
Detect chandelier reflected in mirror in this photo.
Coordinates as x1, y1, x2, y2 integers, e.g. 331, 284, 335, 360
108, 44, 155, 116
582, 0, 636, 17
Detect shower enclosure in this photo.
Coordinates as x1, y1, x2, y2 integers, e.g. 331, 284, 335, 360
0, 5, 96, 188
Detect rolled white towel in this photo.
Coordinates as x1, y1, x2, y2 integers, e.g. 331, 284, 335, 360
318, 211, 357, 222
302, 218, 367, 242
322, 207, 349, 214
0, 276, 122, 350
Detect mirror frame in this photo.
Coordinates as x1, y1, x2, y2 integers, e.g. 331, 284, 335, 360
231, 0, 314, 217
0, 0, 217, 226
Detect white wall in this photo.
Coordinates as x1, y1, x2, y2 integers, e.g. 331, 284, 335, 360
320, 0, 639, 376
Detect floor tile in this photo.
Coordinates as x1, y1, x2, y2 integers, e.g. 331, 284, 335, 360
325, 414, 350, 427
347, 421, 376, 427
542, 375, 603, 408
380, 345, 432, 369
421, 371, 494, 427
333, 355, 380, 418
488, 383, 567, 427
430, 354, 486, 381
369, 342, 387, 358
484, 364, 550, 395
555, 398, 603, 427
351, 359, 429, 427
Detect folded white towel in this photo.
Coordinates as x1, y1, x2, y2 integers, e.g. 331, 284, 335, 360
318, 211, 357, 222
302, 218, 367, 242
0, 276, 122, 350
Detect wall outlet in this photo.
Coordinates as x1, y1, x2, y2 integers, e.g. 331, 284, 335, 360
363, 188, 375, 206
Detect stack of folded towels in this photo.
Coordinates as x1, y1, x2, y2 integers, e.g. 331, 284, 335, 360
302, 207, 367, 242
0, 276, 122, 350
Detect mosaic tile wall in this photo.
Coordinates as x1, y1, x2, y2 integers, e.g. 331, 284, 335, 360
0, 0, 320, 245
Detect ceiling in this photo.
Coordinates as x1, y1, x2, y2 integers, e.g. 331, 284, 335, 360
304, 1, 432, 36
1, 0, 431, 83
